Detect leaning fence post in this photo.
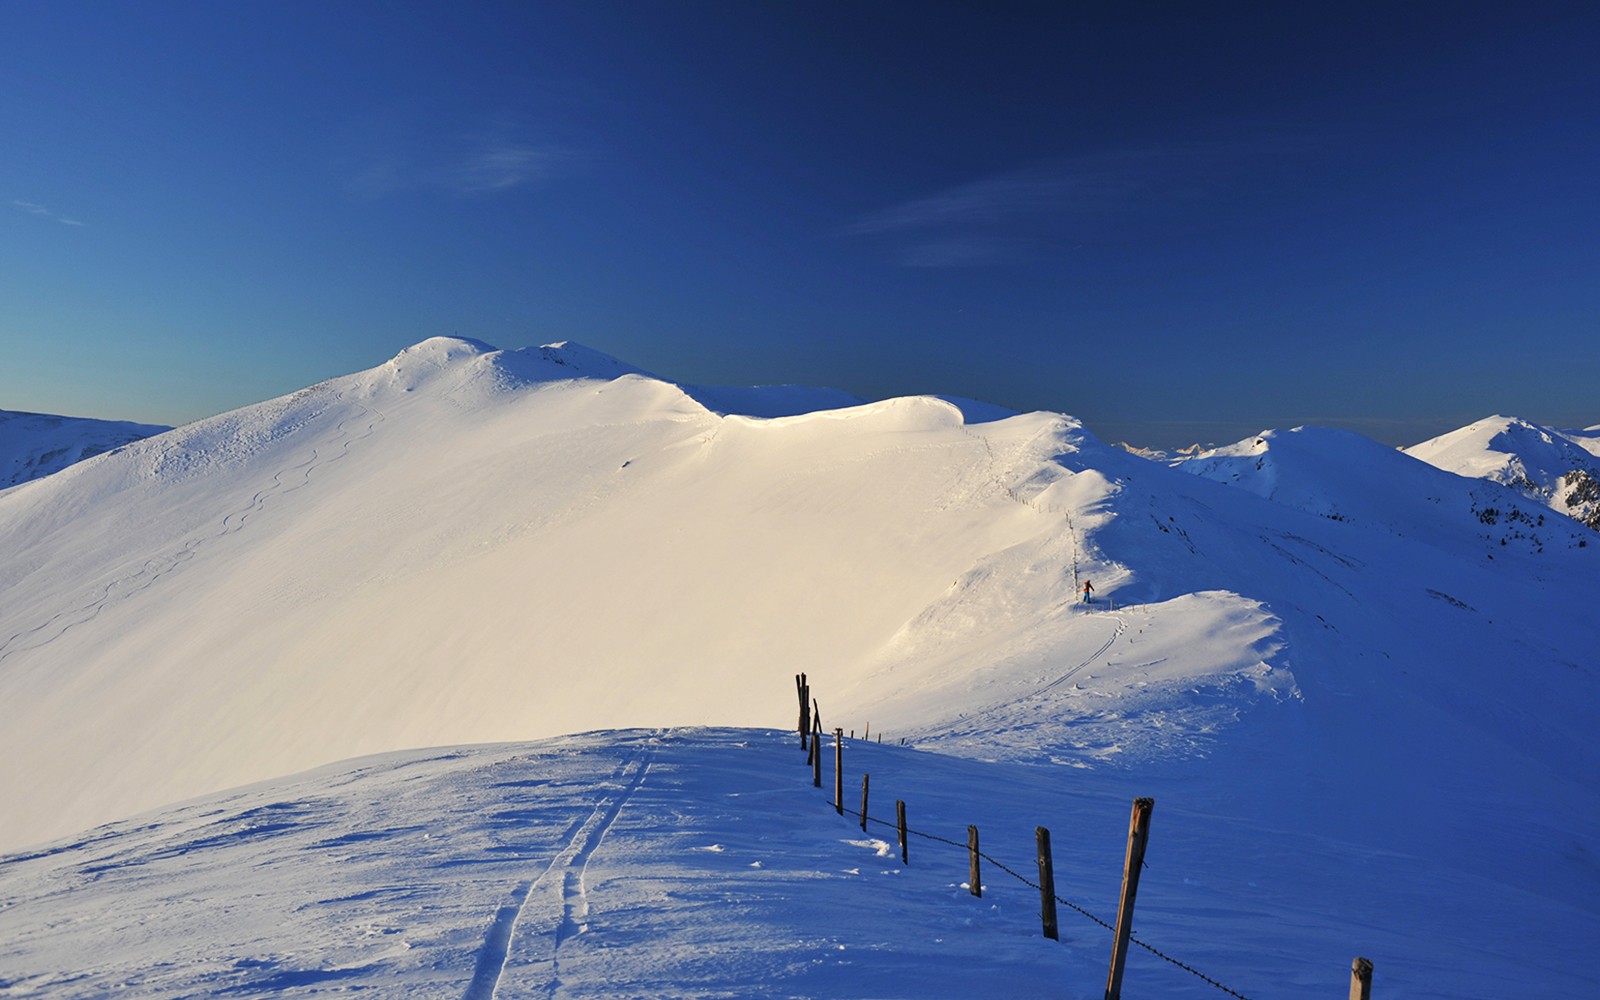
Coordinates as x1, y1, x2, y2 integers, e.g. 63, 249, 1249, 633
1350, 957, 1373, 1000
833, 728, 844, 815
1105, 797, 1154, 1000
859, 774, 870, 832
896, 800, 908, 864
967, 825, 982, 897
1036, 826, 1059, 940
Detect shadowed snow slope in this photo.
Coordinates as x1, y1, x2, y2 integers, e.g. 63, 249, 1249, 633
0, 409, 170, 489
1, 340, 1597, 997
6, 728, 1595, 1000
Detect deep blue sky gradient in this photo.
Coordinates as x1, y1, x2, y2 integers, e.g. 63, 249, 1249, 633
3, 1, 1596, 446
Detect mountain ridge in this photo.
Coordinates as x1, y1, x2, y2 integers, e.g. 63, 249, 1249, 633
2, 339, 1596, 996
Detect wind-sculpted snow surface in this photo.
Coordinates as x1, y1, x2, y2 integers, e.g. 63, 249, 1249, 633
0, 338, 1300, 851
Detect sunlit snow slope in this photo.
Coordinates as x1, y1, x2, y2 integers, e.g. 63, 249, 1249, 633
0, 338, 1284, 850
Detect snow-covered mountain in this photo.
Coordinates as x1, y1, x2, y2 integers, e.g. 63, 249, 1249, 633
2, 339, 1596, 997
1405, 415, 1600, 530
0, 409, 170, 489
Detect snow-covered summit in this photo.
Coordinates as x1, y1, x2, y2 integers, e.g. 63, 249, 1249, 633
1405, 414, 1600, 530
1173, 424, 1589, 552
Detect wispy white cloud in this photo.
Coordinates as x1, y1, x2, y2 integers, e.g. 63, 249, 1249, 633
339, 114, 582, 201
845, 134, 1319, 267
446, 136, 576, 195
12, 200, 86, 227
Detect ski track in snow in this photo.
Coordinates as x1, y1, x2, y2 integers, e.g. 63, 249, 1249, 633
0, 400, 384, 664
463, 736, 656, 1000
1038, 610, 1130, 694
916, 610, 1129, 742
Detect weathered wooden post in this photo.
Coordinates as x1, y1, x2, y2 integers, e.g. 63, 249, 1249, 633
805, 696, 818, 767
833, 728, 844, 816
1104, 797, 1154, 1000
967, 825, 982, 897
1036, 826, 1059, 940
859, 774, 870, 832
797, 673, 809, 750
1350, 957, 1373, 1000
812, 717, 822, 788
896, 800, 908, 864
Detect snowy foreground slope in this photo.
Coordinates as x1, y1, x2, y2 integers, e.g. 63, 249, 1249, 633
2, 338, 1597, 996
1405, 414, 1600, 529
7, 728, 1595, 1000
0, 409, 169, 489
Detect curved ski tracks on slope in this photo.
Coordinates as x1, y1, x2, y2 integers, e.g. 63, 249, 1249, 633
463, 736, 657, 1000
0, 399, 385, 664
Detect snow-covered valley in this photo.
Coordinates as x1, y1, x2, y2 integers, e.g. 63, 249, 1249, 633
2, 339, 1595, 997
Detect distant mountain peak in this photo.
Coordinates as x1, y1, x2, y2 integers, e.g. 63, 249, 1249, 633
1405, 414, 1600, 531
0, 409, 170, 490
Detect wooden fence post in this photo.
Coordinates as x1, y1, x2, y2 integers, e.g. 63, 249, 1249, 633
967, 825, 982, 897
1036, 826, 1059, 940
812, 717, 822, 788
859, 774, 870, 832
797, 674, 808, 750
806, 697, 819, 767
1104, 797, 1154, 1000
1350, 957, 1373, 1000
833, 728, 844, 815
896, 800, 908, 864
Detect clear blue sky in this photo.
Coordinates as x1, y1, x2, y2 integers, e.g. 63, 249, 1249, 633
3, 1, 1596, 447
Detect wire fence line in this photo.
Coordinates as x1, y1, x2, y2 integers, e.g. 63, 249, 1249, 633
833, 791, 1255, 1000
792, 673, 1374, 999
